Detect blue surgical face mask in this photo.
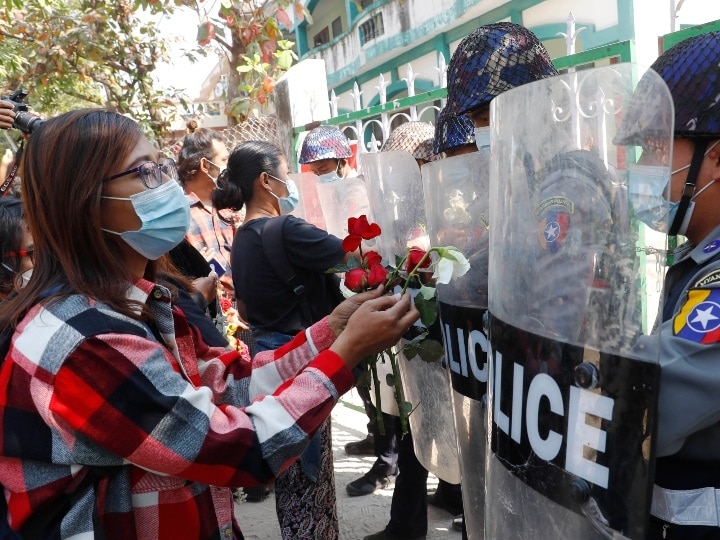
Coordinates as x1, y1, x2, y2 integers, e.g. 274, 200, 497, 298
268, 174, 300, 214
474, 126, 491, 151
628, 164, 673, 233
102, 179, 191, 260
316, 161, 343, 183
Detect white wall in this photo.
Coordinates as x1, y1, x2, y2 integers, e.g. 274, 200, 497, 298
523, 0, 618, 31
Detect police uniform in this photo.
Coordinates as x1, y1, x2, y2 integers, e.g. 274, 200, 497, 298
640, 225, 720, 538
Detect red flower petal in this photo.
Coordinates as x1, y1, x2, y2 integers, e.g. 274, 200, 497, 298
361, 222, 382, 240
367, 264, 388, 288
342, 234, 362, 252
406, 247, 429, 273
363, 251, 382, 268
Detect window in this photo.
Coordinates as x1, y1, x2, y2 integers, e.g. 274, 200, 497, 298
359, 12, 384, 45
314, 27, 330, 47
332, 17, 342, 38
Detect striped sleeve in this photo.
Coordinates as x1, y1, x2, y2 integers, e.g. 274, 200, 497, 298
48, 330, 350, 487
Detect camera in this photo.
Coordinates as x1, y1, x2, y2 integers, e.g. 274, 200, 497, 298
2, 88, 44, 135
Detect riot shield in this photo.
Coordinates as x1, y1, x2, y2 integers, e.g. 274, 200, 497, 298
487, 63, 673, 539
289, 171, 326, 229
422, 151, 491, 538
361, 150, 459, 483
314, 174, 372, 238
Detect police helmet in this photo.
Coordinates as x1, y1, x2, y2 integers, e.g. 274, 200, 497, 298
298, 125, 353, 164
381, 121, 437, 161
433, 108, 475, 155
446, 22, 558, 116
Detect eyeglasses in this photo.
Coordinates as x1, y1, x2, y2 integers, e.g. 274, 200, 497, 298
104, 158, 179, 189
3, 249, 34, 263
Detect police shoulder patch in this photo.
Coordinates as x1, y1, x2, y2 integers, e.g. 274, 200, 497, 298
535, 197, 573, 253
693, 268, 720, 289
673, 288, 720, 343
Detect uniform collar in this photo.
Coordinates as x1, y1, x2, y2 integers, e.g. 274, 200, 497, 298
683, 224, 720, 265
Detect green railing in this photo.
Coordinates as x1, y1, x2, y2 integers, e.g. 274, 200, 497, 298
291, 40, 637, 162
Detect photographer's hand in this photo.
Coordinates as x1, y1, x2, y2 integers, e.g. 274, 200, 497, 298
0, 101, 15, 130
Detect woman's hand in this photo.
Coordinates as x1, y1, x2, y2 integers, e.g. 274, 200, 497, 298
327, 285, 385, 337
329, 290, 420, 369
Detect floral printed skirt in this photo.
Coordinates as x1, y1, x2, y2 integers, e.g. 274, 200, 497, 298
274, 418, 338, 539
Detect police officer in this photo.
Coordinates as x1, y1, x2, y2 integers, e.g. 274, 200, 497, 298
623, 31, 720, 539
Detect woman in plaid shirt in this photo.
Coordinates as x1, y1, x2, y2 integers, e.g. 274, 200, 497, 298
0, 109, 418, 539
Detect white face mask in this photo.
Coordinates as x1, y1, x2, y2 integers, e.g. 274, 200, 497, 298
474, 126, 491, 151
206, 159, 226, 185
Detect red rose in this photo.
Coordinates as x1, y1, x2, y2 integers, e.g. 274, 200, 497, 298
363, 251, 382, 268
342, 215, 382, 252
219, 297, 232, 312
367, 264, 388, 288
406, 247, 430, 273
345, 268, 369, 292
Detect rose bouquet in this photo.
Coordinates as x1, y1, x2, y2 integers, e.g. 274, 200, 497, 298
328, 215, 470, 434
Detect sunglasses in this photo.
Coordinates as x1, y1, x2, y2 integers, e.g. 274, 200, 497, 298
104, 158, 179, 190
3, 249, 34, 263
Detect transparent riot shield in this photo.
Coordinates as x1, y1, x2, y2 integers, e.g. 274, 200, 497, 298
422, 151, 491, 538
315, 174, 372, 238
289, 172, 326, 229
361, 150, 459, 484
487, 63, 673, 539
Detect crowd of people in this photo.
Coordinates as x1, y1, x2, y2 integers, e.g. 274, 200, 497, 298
0, 15, 717, 540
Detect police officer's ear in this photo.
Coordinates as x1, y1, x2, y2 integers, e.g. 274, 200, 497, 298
708, 140, 720, 180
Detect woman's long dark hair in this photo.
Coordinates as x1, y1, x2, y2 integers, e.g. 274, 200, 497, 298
212, 140, 283, 215
0, 109, 157, 331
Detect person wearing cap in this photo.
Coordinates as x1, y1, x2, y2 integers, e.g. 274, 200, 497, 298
299, 125, 359, 181
616, 32, 720, 539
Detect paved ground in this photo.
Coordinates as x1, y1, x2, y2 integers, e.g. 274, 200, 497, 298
235, 388, 463, 540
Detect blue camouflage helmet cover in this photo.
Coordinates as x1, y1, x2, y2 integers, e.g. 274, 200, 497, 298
446, 22, 558, 116
651, 31, 720, 139
298, 125, 353, 163
613, 32, 720, 146
433, 108, 475, 154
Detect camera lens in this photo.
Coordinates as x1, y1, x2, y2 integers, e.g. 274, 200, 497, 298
13, 111, 44, 135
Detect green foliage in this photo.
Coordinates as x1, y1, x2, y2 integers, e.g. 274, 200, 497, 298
153, 0, 302, 124
0, 0, 184, 141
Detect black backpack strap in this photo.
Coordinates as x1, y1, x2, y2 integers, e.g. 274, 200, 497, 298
261, 216, 314, 328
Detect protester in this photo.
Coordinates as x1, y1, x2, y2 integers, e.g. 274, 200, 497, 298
176, 120, 235, 295
0, 197, 32, 300
616, 32, 720, 539
212, 139, 357, 539
0, 109, 419, 539
300, 124, 382, 458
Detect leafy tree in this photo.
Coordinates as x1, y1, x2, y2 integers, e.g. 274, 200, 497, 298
137, 0, 305, 124
0, 0, 184, 141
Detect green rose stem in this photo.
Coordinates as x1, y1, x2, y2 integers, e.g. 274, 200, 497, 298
387, 349, 410, 434
366, 248, 434, 435
369, 356, 385, 434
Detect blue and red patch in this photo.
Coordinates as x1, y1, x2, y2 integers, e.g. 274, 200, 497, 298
538, 211, 570, 253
